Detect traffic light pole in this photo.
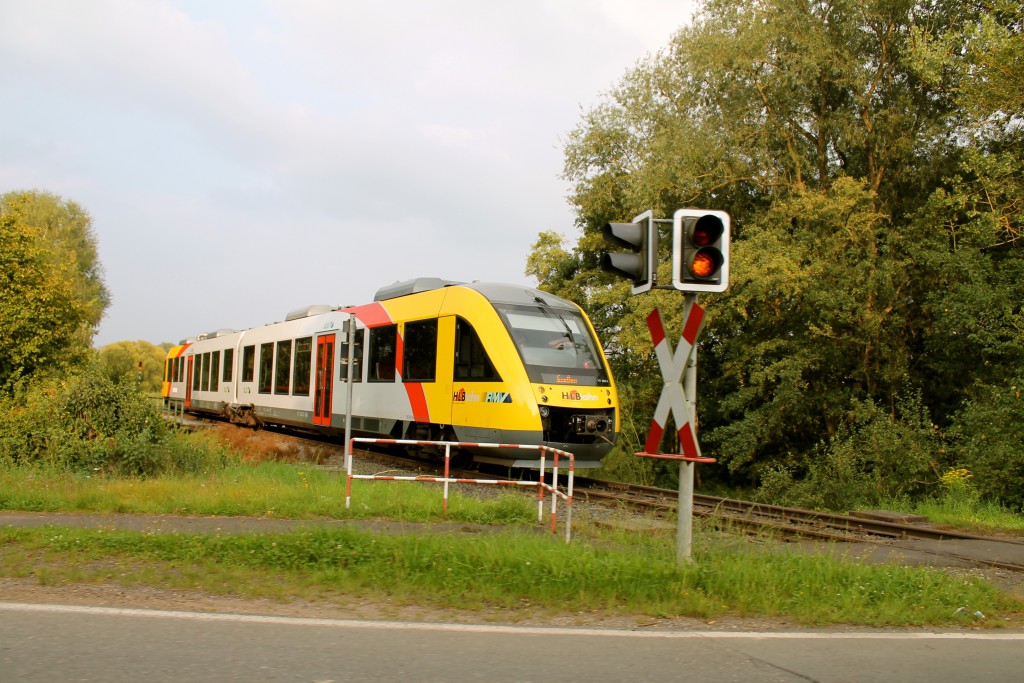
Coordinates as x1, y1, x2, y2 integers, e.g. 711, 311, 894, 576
678, 293, 698, 563
602, 206, 730, 566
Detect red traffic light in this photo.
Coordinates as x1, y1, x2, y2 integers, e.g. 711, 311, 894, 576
672, 209, 730, 293
690, 249, 723, 279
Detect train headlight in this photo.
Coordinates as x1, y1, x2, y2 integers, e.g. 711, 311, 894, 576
539, 406, 550, 418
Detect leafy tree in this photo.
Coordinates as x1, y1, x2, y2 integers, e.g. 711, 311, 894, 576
533, 0, 1022, 499
98, 340, 173, 394
0, 212, 92, 392
0, 190, 110, 342
0, 190, 111, 392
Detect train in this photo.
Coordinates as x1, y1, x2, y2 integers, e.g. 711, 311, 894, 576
162, 278, 619, 468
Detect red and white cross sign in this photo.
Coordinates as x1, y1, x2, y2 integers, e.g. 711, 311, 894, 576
642, 303, 708, 460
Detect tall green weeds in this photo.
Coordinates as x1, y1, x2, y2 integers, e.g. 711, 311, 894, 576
0, 363, 230, 476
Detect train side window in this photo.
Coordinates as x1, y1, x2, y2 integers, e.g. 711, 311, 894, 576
211, 351, 220, 392
292, 337, 312, 396
164, 358, 171, 383
403, 319, 437, 383
223, 348, 234, 382
339, 329, 364, 382
258, 344, 273, 394
454, 317, 500, 381
242, 345, 255, 383
368, 325, 397, 382
192, 356, 200, 391
200, 352, 210, 392
275, 339, 292, 394
174, 356, 181, 383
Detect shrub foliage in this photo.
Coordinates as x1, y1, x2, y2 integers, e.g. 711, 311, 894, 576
0, 364, 228, 476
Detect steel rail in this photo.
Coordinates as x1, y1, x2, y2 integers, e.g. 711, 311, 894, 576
173, 416, 1024, 572
573, 477, 1024, 572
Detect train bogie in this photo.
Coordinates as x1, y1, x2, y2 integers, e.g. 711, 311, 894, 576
163, 279, 620, 468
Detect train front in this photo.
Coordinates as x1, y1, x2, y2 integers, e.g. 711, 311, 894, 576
468, 284, 619, 468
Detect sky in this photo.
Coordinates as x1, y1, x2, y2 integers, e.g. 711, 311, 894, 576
0, 0, 697, 347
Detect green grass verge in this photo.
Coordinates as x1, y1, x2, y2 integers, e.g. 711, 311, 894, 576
2, 460, 1022, 627
0, 461, 536, 524
2, 524, 1019, 627
907, 499, 1024, 535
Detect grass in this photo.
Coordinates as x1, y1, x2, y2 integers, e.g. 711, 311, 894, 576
0, 460, 537, 525
2, 524, 1019, 627
1, 457, 1022, 627
908, 498, 1024, 535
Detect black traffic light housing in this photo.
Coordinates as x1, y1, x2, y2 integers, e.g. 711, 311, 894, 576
600, 210, 657, 294
672, 209, 730, 293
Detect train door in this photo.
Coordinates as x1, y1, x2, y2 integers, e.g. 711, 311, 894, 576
314, 334, 335, 426
448, 315, 501, 442
185, 356, 194, 408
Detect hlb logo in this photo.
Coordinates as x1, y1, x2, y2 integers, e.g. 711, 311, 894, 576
453, 388, 481, 402
562, 390, 599, 401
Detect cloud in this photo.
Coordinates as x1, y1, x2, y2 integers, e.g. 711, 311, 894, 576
0, 0, 696, 345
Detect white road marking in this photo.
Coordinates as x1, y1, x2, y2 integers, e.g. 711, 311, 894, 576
2, 601, 1023, 639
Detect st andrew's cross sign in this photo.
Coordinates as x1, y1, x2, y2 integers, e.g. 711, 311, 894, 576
638, 304, 715, 464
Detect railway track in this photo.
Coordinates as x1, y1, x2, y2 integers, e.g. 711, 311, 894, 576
181, 417, 1024, 574
573, 476, 1024, 573
331, 451, 1024, 574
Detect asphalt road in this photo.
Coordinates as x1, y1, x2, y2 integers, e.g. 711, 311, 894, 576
3, 602, 1023, 683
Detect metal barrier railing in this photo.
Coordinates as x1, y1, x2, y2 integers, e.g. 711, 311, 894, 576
157, 397, 187, 425
346, 438, 576, 542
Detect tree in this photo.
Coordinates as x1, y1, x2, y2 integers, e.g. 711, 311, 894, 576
0, 212, 92, 392
0, 191, 111, 392
0, 190, 110, 343
98, 340, 173, 394
533, 0, 1022, 497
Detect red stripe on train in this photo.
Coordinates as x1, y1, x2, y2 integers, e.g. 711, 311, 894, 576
343, 302, 393, 328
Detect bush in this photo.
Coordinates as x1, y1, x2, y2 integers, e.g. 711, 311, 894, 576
949, 377, 1024, 510
755, 394, 939, 511
0, 364, 231, 476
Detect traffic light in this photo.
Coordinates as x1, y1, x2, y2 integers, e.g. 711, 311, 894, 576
600, 210, 656, 295
672, 208, 730, 293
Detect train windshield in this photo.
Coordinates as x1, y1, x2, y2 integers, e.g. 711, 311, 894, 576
495, 304, 610, 386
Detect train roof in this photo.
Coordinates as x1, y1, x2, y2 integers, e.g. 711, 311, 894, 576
373, 277, 577, 311
374, 278, 462, 301
464, 282, 578, 311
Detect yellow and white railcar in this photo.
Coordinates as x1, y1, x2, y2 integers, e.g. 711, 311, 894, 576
162, 278, 619, 467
